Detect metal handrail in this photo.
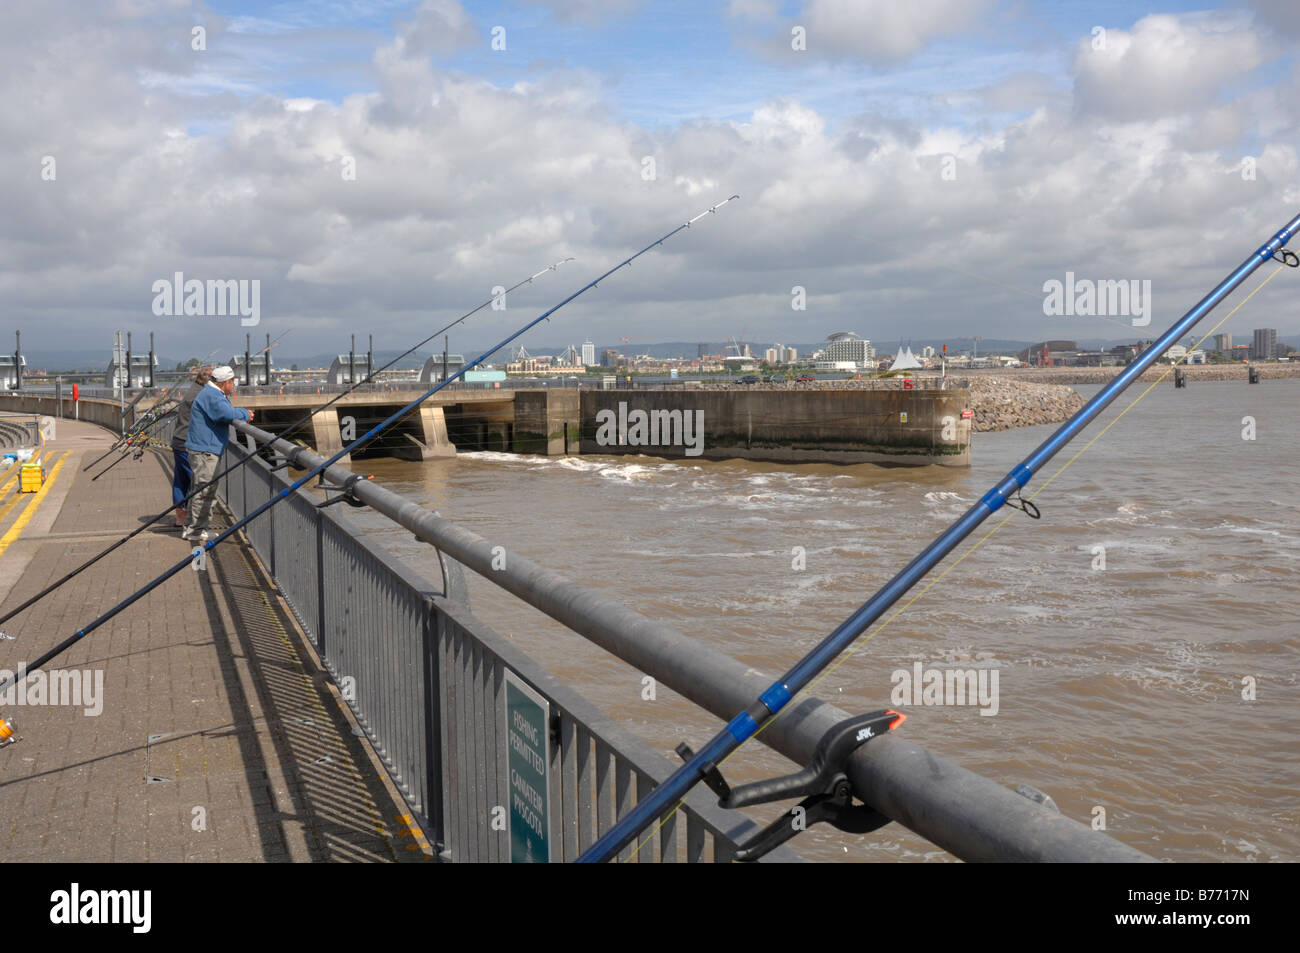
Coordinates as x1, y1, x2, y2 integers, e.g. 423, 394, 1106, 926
231, 418, 1153, 862
219, 430, 800, 862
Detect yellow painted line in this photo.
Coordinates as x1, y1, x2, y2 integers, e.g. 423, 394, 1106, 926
0, 474, 33, 524
0, 468, 19, 502
0, 452, 70, 559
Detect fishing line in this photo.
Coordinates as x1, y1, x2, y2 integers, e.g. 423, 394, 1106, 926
0, 197, 738, 715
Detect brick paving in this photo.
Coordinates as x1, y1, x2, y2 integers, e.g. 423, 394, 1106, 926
0, 419, 431, 862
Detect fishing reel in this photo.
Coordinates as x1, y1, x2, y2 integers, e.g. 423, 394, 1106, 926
0, 715, 17, 748
676, 708, 906, 862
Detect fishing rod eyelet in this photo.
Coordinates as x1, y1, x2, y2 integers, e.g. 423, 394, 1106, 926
1005, 491, 1041, 519
1270, 248, 1299, 267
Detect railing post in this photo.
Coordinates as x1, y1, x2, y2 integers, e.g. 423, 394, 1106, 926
422, 597, 445, 854
268, 467, 276, 578
316, 506, 326, 656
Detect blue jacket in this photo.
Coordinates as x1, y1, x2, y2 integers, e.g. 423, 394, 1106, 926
186, 382, 251, 455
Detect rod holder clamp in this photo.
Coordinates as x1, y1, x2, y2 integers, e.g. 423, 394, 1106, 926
268, 444, 310, 473
315, 473, 372, 509
676, 709, 906, 862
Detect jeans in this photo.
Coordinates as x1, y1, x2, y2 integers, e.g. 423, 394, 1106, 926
171, 446, 192, 507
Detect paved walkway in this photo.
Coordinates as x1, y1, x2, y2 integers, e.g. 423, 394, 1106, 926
0, 418, 431, 861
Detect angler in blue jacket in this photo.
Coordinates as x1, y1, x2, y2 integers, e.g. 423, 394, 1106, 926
183, 365, 253, 541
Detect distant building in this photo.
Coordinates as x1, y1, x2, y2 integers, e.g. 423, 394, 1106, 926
1252, 328, 1277, 361
106, 353, 157, 389
1213, 333, 1233, 354
0, 354, 25, 390
824, 331, 873, 367
327, 353, 372, 386
601, 348, 620, 367
231, 353, 273, 386
698, 343, 709, 359
418, 353, 466, 384
891, 346, 924, 371
582, 340, 596, 366
1019, 340, 1077, 366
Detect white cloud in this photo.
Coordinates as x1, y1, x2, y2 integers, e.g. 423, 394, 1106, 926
1, 1, 1298, 361
1073, 14, 1264, 121
394, 0, 477, 57
1245, 0, 1300, 38
800, 0, 996, 65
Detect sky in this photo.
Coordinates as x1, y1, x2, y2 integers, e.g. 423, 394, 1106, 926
3, 0, 1299, 362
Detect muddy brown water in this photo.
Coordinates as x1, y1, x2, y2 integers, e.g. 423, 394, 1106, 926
348, 380, 1298, 862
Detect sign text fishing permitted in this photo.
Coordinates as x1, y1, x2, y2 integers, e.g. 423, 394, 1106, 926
504, 670, 550, 862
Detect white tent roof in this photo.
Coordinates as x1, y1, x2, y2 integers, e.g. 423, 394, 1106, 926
891, 345, 924, 371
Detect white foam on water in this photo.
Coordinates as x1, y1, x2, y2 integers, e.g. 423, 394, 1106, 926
599, 464, 656, 482
461, 450, 549, 466
557, 457, 612, 473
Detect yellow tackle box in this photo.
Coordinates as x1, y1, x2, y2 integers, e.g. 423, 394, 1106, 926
19, 463, 43, 493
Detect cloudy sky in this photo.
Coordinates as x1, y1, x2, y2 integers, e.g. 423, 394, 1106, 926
3, 0, 1298, 363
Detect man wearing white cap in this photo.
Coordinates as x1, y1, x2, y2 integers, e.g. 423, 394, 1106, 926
183, 365, 253, 541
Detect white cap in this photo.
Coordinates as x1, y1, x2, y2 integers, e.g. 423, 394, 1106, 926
211, 365, 235, 382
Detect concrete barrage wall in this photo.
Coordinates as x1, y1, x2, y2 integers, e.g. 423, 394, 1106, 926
0, 394, 135, 434
580, 387, 972, 466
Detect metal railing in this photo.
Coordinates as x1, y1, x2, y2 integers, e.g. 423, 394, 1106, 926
224, 419, 1153, 863
218, 434, 798, 862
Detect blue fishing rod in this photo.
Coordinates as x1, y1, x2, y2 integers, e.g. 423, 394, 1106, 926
579, 211, 1300, 863
0, 196, 740, 727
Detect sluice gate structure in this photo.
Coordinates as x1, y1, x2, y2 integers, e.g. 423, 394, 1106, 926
5, 381, 972, 468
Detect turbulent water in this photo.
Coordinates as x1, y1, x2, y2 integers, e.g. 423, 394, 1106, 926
350, 380, 1299, 862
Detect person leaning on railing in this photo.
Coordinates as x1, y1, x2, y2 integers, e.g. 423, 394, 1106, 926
170, 364, 212, 528
183, 365, 253, 542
